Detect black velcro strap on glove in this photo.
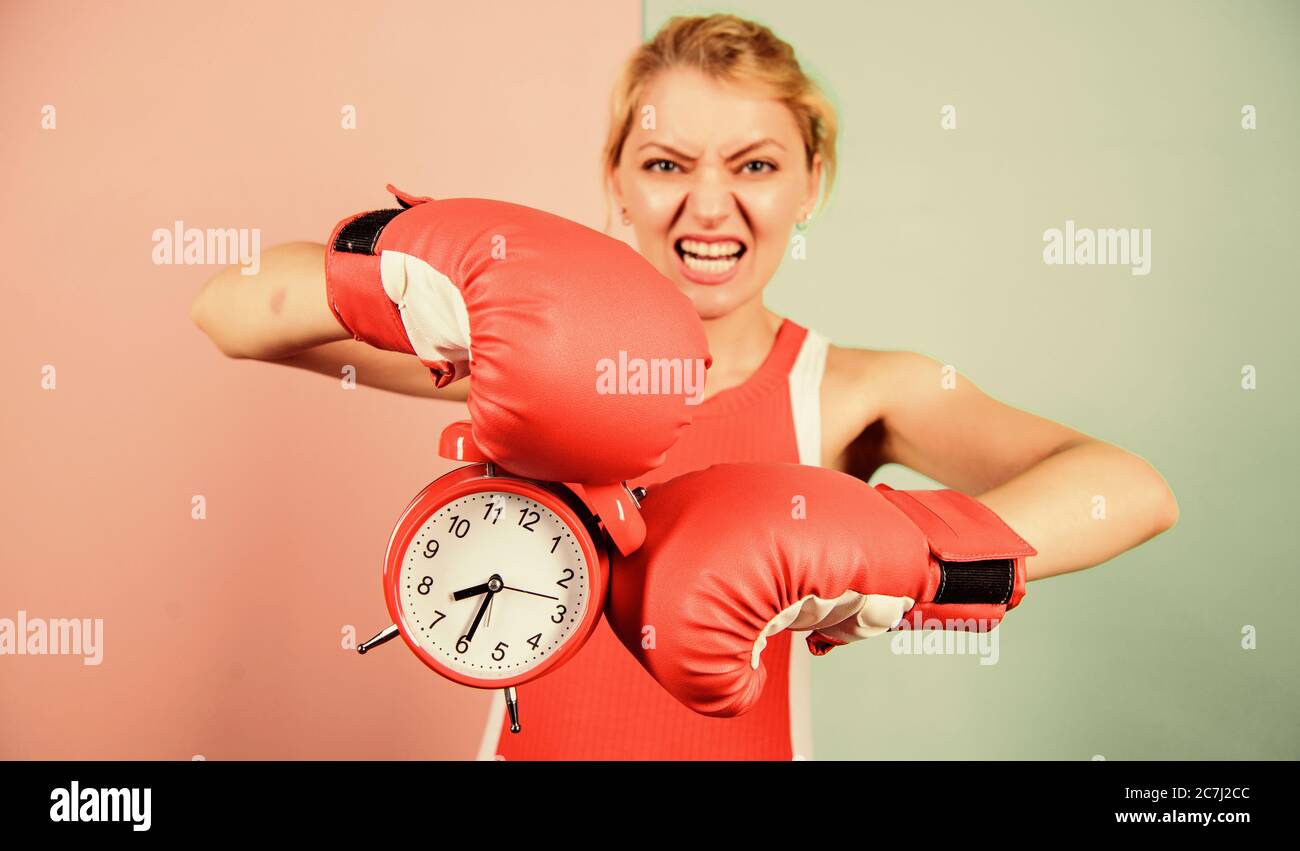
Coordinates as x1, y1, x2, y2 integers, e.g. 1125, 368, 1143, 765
333, 208, 403, 256
934, 558, 1017, 605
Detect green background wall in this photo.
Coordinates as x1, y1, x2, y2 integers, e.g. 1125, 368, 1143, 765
645, 0, 1299, 758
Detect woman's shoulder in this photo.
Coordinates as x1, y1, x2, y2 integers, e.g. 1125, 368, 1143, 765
813, 342, 939, 470
822, 342, 934, 396
819, 342, 949, 427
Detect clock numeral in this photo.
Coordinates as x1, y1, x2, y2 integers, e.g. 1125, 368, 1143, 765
517, 509, 540, 532
431, 610, 446, 627
526, 633, 542, 650
551, 604, 566, 624
423, 540, 440, 559
456, 636, 470, 655
550, 536, 561, 554
447, 515, 471, 538
556, 568, 574, 589
492, 641, 508, 662
483, 502, 503, 524
417, 576, 433, 595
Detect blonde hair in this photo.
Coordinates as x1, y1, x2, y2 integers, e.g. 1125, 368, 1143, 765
603, 13, 838, 228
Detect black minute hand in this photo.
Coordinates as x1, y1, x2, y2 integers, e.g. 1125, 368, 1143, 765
463, 589, 494, 643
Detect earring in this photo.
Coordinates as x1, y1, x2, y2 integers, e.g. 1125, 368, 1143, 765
621, 208, 632, 226
795, 212, 812, 232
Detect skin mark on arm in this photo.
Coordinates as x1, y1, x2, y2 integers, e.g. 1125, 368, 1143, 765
269, 287, 287, 316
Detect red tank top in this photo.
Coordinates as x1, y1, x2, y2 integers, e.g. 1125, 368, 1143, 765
483, 319, 825, 760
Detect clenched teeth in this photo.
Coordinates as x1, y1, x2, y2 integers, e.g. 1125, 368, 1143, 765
682, 253, 739, 273
678, 239, 744, 258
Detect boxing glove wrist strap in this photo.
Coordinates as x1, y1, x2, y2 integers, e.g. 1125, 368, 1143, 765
931, 557, 1019, 605
325, 190, 471, 387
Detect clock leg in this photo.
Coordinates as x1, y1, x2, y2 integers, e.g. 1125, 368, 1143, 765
357, 624, 399, 654
504, 687, 521, 733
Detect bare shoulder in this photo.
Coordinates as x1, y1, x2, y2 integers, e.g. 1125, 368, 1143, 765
818, 345, 951, 473
859, 349, 949, 404
821, 344, 899, 410
819, 344, 890, 470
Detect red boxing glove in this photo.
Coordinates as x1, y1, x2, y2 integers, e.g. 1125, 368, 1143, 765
325, 185, 710, 484
606, 463, 1035, 717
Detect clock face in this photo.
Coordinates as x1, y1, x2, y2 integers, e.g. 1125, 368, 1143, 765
396, 490, 591, 681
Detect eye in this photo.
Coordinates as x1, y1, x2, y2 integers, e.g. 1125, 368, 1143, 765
643, 159, 680, 173
742, 160, 777, 174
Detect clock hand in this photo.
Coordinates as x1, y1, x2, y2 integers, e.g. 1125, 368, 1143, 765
452, 582, 492, 601
461, 575, 504, 643
463, 589, 493, 643
501, 584, 560, 602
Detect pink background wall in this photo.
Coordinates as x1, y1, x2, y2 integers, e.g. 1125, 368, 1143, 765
0, 0, 639, 758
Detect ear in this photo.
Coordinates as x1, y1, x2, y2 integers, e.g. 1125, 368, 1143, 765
607, 165, 626, 212
801, 153, 823, 218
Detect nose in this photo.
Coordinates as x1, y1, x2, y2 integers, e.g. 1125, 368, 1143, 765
683, 166, 737, 227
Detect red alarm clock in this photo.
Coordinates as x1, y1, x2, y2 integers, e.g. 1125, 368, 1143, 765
356, 420, 645, 734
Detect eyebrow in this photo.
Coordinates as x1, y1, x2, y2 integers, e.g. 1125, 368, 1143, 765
726, 138, 786, 160
636, 137, 786, 160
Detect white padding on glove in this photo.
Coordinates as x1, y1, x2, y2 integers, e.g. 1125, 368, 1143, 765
380, 249, 472, 382
752, 591, 915, 669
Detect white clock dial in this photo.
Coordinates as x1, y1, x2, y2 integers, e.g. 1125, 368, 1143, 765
398, 491, 590, 680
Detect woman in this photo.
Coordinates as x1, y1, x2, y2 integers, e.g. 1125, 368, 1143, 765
192, 14, 1178, 760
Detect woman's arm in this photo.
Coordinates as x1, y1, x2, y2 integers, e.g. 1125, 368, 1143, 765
269, 340, 469, 401
191, 241, 346, 359
847, 350, 1178, 580
191, 241, 468, 401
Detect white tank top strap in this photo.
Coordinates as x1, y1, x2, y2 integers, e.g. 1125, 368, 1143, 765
787, 326, 830, 468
